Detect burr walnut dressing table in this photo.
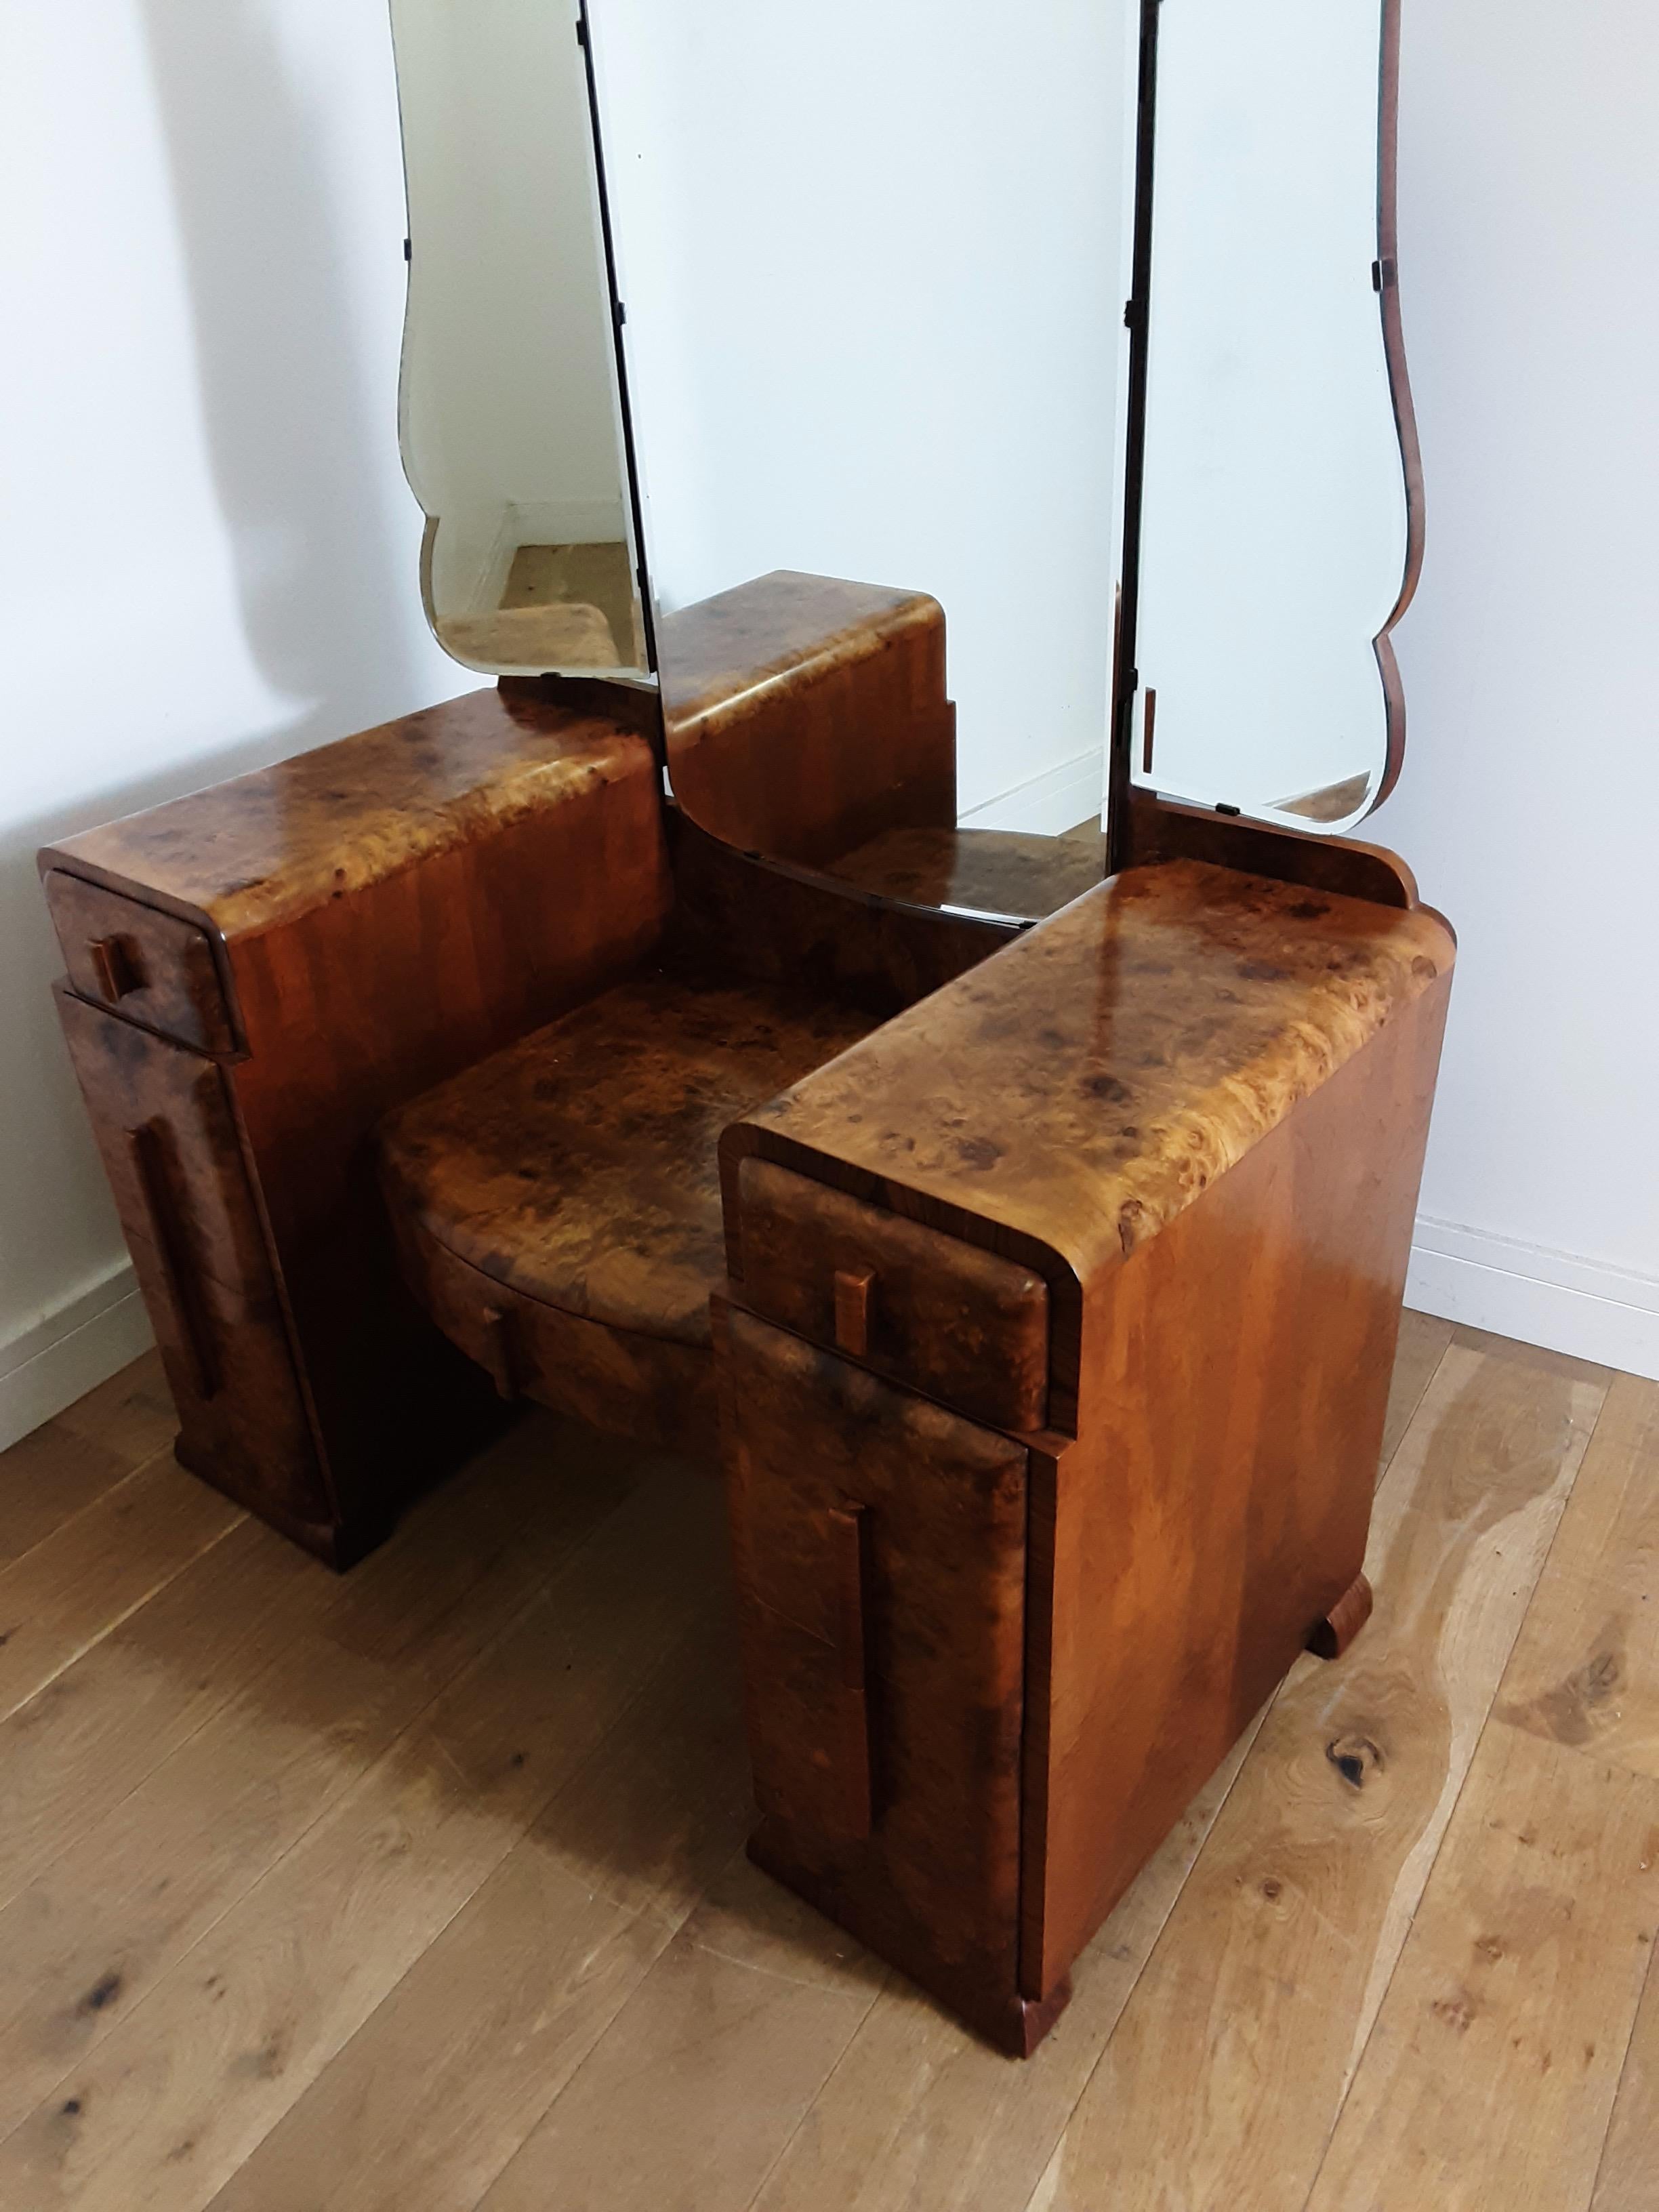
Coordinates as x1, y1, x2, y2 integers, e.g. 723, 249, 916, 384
41, 0, 1449, 2055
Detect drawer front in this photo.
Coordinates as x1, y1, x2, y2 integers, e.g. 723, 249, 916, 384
57, 991, 329, 1531
735, 1158, 1048, 1430
45, 870, 234, 1054
722, 1307, 1029, 1996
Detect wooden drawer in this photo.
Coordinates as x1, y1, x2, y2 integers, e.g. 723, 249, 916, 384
45, 870, 234, 1054
721, 1307, 1029, 2033
733, 1159, 1049, 1431
56, 990, 329, 1534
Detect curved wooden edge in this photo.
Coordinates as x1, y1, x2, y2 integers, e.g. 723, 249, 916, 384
1368, 0, 1425, 817
1124, 789, 1420, 910
1306, 1572, 1375, 1662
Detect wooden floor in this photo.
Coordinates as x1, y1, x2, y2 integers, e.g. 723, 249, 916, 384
1, 1316, 1654, 2210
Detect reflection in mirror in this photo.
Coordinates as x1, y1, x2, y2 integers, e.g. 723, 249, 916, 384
390, 0, 651, 680
1127, 0, 1415, 834
592, 4, 1134, 920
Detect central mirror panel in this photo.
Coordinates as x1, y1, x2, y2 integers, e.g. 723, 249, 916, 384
593, 3, 1133, 918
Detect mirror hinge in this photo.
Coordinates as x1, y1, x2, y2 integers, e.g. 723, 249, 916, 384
575, 15, 588, 47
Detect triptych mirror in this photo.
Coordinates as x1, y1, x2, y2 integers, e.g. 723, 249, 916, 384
390, 0, 1418, 914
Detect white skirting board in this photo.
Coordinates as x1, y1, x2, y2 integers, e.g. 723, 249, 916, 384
959, 747, 1105, 837
1406, 1218, 1659, 1383
0, 1260, 155, 1453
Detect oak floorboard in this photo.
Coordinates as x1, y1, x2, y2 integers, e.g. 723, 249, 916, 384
0, 1411, 150, 1574
1305, 1721, 1659, 2212
1378, 1308, 1454, 1475
206, 1622, 754, 2212
0, 1462, 726, 2212
474, 1849, 886, 2212
1496, 1374, 1659, 1782
748, 1713, 1268, 2212
0, 1412, 649, 2140
1590, 1927, 1659, 2212
0, 1451, 243, 1723
52, 1349, 177, 1470
1026, 1332, 1610, 2212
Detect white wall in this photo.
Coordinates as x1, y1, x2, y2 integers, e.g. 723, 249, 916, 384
1376, 0, 1659, 1378
0, 0, 469, 1443
3, 0, 1656, 1448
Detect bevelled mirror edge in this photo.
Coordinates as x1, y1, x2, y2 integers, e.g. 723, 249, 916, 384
389, 0, 656, 685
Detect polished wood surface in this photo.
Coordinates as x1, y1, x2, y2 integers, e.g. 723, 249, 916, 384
735, 1160, 1050, 1433
41, 686, 670, 1561
821, 825, 1107, 922
661, 571, 958, 867
719, 1305, 1040, 2056
3, 1330, 1654, 2209
720, 856, 1454, 2047
1124, 785, 1420, 907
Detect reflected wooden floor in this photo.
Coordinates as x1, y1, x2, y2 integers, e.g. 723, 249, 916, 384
0, 1317, 1654, 2210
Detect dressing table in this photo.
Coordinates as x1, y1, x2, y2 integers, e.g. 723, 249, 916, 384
40, 0, 1448, 2055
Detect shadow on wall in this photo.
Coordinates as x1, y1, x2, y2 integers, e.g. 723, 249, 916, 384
136, 0, 416, 719
3, 2, 451, 1393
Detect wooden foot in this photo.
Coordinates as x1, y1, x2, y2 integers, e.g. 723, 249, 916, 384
1306, 1572, 1373, 1661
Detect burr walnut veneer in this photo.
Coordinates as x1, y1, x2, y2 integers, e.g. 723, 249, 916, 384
40, 573, 1453, 2055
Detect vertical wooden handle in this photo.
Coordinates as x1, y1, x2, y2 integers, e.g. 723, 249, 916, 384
826, 1503, 875, 1841
1141, 687, 1158, 777
90, 936, 144, 1002
480, 1305, 521, 1401
833, 1267, 875, 1360
125, 1123, 218, 1401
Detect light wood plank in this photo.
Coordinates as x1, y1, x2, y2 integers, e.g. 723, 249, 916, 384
51, 1350, 177, 1471
749, 1713, 1267, 2212
1306, 1721, 1659, 2212
1379, 1308, 1455, 1476
0, 1412, 647, 2139
1590, 1931, 1659, 2212
1497, 1374, 1659, 1781
0, 1461, 725, 2211
0, 1421, 137, 1574
476, 1851, 885, 2212
0, 1452, 243, 1723
1029, 1332, 1609, 2212
206, 1622, 754, 2212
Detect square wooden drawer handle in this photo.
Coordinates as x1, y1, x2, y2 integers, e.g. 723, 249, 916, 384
834, 1266, 875, 1359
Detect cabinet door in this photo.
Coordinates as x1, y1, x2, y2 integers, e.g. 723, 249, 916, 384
721, 1305, 1029, 2036
57, 989, 331, 1538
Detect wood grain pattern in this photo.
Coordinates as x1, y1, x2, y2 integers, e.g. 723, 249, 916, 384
43, 687, 671, 1560
42, 873, 234, 1055
474, 1849, 885, 2212
205, 1633, 753, 2212
735, 1160, 1050, 1433
1122, 787, 1422, 908
0, 1355, 173, 1572
1591, 1921, 1659, 2211
1306, 1723, 1659, 2212
0, 1414, 644, 2143
661, 571, 957, 867
728, 859, 1454, 1351
1495, 1374, 1659, 1781
14, 1320, 1659, 2209
380, 966, 876, 1351
0, 1454, 241, 1725
721, 1305, 1034, 2053
750, 1714, 1269, 2212
42, 688, 657, 945
1033, 1332, 1608, 2211
0, 1467, 725, 2212
822, 825, 1106, 922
